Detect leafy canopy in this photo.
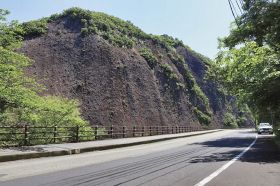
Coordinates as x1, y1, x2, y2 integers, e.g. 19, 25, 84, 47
222, 0, 280, 52
0, 9, 88, 129
213, 0, 280, 124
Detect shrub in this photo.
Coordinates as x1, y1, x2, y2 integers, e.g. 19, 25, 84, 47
168, 52, 184, 65
22, 19, 48, 37
151, 35, 184, 51
107, 33, 134, 48
160, 63, 179, 81
51, 7, 149, 48
194, 107, 211, 125
176, 82, 185, 90
139, 48, 158, 69
192, 84, 210, 108
167, 51, 210, 111
223, 112, 238, 128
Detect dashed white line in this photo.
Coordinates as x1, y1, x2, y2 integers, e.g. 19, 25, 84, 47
194, 135, 258, 186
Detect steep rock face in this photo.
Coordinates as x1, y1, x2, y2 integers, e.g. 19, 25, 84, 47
20, 8, 252, 128
21, 26, 192, 127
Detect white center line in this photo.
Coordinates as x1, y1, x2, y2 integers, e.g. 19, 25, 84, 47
194, 135, 258, 186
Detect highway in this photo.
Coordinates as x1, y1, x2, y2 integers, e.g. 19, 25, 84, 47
0, 129, 279, 186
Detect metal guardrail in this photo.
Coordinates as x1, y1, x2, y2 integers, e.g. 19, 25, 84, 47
0, 125, 212, 147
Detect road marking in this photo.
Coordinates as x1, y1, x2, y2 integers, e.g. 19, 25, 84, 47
194, 135, 258, 186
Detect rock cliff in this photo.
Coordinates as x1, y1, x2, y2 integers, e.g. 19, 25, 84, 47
20, 8, 253, 128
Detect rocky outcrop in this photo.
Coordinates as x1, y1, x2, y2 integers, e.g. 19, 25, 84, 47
20, 8, 254, 128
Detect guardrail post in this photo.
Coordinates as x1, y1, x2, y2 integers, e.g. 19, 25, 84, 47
149, 126, 152, 136
133, 126, 136, 137
75, 126, 79, 142
110, 125, 114, 138
171, 126, 174, 134
142, 126, 145, 136
24, 125, 29, 146
122, 126, 126, 138
156, 126, 159, 135
53, 126, 57, 143
94, 126, 98, 140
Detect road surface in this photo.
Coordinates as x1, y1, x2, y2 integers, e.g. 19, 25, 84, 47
0, 129, 279, 186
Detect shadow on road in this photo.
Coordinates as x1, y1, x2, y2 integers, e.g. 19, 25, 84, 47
190, 134, 280, 164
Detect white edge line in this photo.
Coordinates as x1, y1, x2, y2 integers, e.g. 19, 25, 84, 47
194, 135, 258, 186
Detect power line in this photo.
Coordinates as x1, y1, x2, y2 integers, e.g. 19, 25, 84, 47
231, 0, 239, 17
228, 0, 239, 27
235, 0, 243, 14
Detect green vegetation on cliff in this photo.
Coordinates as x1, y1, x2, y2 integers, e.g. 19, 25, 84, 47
139, 48, 158, 69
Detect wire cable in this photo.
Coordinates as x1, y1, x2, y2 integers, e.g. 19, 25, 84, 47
228, 0, 240, 27
235, 0, 243, 14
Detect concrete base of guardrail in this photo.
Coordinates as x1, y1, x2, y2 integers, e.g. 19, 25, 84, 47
0, 129, 222, 163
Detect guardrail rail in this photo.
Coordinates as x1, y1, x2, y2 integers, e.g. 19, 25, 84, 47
0, 125, 213, 147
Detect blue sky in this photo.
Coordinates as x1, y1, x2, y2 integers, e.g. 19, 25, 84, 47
0, 0, 234, 59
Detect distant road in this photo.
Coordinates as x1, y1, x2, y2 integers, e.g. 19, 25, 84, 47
0, 129, 279, 186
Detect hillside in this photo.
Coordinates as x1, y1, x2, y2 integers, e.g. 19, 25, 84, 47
19, 8, 253, 128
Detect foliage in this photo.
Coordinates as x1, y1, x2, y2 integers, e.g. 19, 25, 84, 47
213, 1, 280, 132
0, 9, 91, 146
222, 0, 280, 52
223, 112, 238, 128
192, 84, 210, 109
21, 18, 48, 37
175, 82, 185, 90
213, 42, 280, 113
139, 48, 158, 69
159, 63, 179, 82
54, 7, 150, 48
235, 102, 254, 127
0, 10, 23, 50
151, 34, 184, 51
167, 52, 185, 65
194, 107, 211, 125
167, 51, 210, 111
21, 96, 87, 126
184, 45, 212, 65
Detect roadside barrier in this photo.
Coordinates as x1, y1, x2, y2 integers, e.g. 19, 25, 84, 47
0, 125, 213, 147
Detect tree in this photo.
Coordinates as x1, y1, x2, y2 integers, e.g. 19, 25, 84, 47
0, 9, 91, 145
223, 0, 280, 52
213, 42, 279, 112
212, 0, 280, 127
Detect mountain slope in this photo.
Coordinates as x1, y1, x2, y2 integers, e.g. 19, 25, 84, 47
19, 8, 253, 128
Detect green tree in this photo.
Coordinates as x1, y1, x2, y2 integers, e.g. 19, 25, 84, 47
0, 9, 91, 145
212, 0, 280, 129
224, 112, 238, 128
222, 0, 280, 52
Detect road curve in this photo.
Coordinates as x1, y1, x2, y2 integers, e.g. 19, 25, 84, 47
0, 129, 279, 186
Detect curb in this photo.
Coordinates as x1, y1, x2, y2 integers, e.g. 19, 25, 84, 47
0, 129, 222, 163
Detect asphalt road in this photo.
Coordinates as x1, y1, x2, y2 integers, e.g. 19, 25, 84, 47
0, 129, 279, 186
